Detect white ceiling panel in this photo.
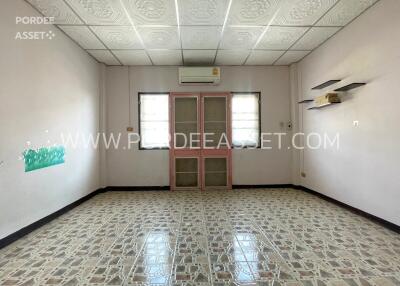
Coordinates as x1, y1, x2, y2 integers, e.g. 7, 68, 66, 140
256, 26, 308, 50
64, 0, 129, 25
28, 0, 379, 65
220, 27, 264, 50
292, 27, 340, 50
137, 27, 180, 49
215, 50, 250, 65
148, 50, 183, 65
227, 0, 281, 26
183, 50, 216, 65
245, 50, 284, 65
181, 26, 221, 49
113, 50, 152, 65
317, 0, 378, 26
87, 50, 120, 65
27, 0, 83, 24
275, 50, 310, 65
59, 26, 105, 49
122, 0, 177, 25
179, 0, 230, 25
91, 26, 143, 49
272, 0, 338, 26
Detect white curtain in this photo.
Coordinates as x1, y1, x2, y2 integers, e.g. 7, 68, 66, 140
140, 94, 169, 148
232, 93, 260, 147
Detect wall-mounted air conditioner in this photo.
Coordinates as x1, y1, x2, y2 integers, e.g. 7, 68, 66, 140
178, 67, 220, 85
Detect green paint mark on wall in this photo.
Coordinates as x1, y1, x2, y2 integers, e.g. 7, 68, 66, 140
23, 146, 65, 172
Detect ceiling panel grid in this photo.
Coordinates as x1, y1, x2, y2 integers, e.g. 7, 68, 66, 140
27, 0, 380, 66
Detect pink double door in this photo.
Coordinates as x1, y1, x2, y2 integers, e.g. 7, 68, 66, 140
169, 92, 232, 191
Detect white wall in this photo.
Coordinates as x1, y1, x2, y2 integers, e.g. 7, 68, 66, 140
0, 0, 101, 239
106, 66, 292, 186
293, 0, 400, 225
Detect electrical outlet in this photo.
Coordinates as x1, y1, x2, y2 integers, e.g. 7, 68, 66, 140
353, 120, 359, 127
287, 121, 293, 131
301, 172, 306, 178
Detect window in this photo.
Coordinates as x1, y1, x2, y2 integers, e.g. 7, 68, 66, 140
139, 93, 169, 149
231, 93, 260, 148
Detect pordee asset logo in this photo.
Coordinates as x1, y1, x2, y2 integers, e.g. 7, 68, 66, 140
15, 31, 55, 40
15, 16, 56, 40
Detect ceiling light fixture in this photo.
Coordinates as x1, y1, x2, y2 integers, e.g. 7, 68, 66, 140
221, 0, 233, 35
252, 9, 282, 50
174, 0, 181, 33
174, 0, 184, 65
139, 25, 175, 28
118, 0, 153, 64
212, 0, 233, 64
243, 3, 283, 65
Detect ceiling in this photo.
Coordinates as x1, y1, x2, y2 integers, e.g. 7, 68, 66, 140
27, 0, 379, 66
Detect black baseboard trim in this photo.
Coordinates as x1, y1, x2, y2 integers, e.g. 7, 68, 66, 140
105, 186, 170, 191
1, 184, 398, 250
0, 188, 106, 250
233, 184, 294, 189
295, 185, 400, 234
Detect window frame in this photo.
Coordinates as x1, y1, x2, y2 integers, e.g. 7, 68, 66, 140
231, 91, 261, 149
138, 92, 170, 150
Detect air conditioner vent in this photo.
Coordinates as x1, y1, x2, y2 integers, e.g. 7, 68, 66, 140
178, 67, 220, 85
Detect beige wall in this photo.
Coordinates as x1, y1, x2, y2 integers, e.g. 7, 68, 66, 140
105, 66, 293, 186
293, 0, 400, 225
0, 0, 101, 239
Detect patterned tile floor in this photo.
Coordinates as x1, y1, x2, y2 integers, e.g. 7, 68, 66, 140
0, 188, 399, 286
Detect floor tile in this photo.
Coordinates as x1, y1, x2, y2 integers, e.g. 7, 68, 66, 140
1, 189, 399, 286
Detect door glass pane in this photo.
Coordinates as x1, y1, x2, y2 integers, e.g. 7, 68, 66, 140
205, 173, 227, 187
175, 158, 198, 187
205, 158, 227, 172
203, 97, 226, 147
204, 97, 226, 121
175, 97, 198, 148
176, 158, 198, 173
204, 158, 227, 187
176, 173, 198, 187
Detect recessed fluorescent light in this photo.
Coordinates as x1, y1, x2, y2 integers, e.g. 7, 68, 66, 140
221, 0, 233, 34
118, 0, 146, 49
252, 9, 281, 49
138, 25, 176, 28
174, 0, 180, 29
